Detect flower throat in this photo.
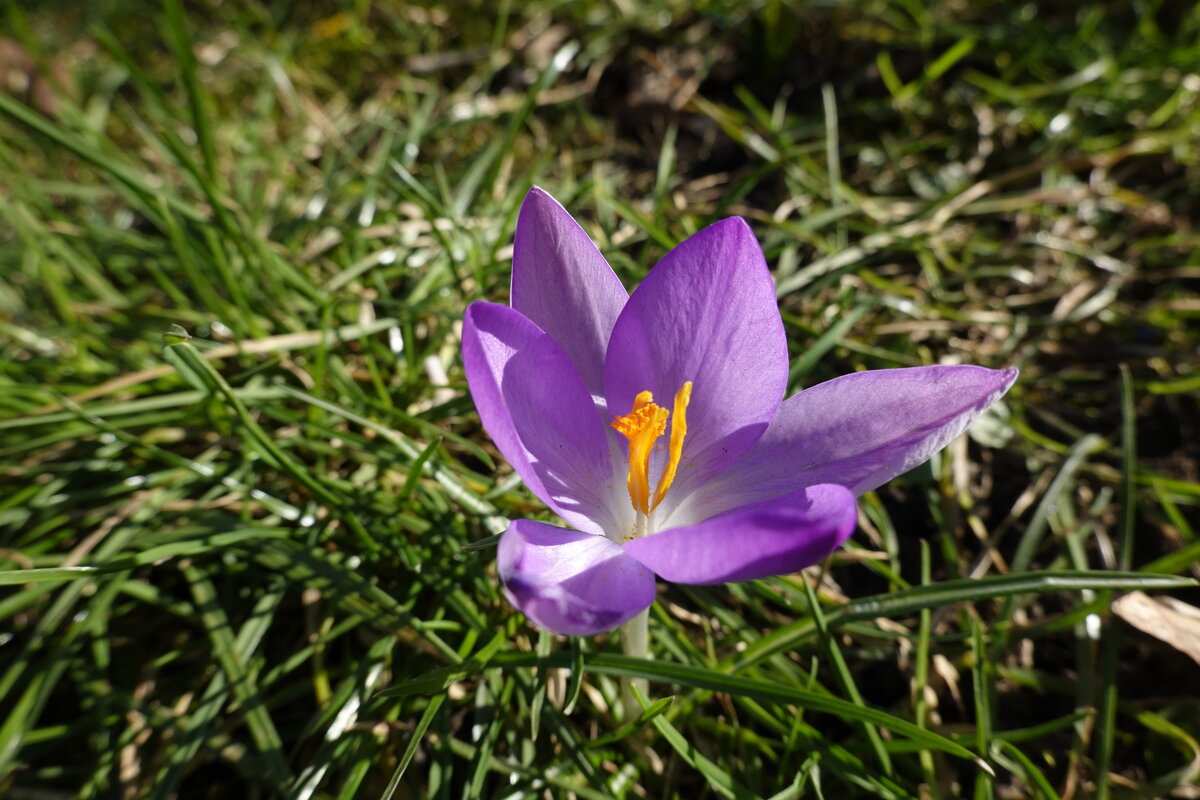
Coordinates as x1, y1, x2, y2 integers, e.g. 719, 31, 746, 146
611, 382, 693, 532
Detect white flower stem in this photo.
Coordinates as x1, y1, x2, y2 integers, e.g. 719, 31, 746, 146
620, 607, 649, 720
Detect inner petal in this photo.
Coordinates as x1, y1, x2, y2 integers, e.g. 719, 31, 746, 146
602, 218, 787, 503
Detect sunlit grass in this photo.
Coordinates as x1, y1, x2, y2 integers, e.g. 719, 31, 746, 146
1, 1, 1198, 798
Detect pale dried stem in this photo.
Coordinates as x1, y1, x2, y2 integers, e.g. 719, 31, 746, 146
620, 608, 649, 720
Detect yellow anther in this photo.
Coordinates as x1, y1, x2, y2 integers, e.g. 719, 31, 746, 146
652, 381, 692, 510
611, 381, 693, 516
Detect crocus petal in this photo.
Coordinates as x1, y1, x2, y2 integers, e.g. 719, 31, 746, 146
498, 519, 657, 636
604, 217, 787, 496
462, 302, 627, 535
673, 365, 1017, 521
624, 484, 857, 585
511, 187, 628, 395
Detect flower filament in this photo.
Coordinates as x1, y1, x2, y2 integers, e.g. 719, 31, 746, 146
611, 382, 693, 536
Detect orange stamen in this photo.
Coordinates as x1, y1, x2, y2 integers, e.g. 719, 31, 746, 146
652, 381, 692, 510
611, 382, 693, 516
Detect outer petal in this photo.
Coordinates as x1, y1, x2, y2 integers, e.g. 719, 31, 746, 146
604, 218, 788, 496
498, 520, 657, 636
624, 484, 856, 585
511, 187, 629, 395
673, 365, 1018, 521
462, 302, 626, 535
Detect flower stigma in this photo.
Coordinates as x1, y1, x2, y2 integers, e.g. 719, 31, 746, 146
611, 381, 693, 539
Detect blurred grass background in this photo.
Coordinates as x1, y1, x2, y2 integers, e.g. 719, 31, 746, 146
1, 0, 1199, 797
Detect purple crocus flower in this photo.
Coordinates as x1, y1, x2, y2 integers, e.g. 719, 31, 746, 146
462, 187, 1016, 636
